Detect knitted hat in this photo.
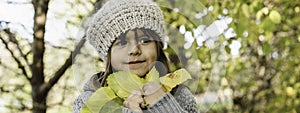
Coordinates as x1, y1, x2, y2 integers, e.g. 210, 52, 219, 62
86, 0, 165, 61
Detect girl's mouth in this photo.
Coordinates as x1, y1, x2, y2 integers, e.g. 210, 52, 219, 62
125, 60, 146, 69
127, 60, 145, 64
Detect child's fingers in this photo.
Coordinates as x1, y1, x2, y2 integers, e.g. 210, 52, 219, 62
143, 82, 164, 95
123, 90, 144, 112
143, 82, 166, 106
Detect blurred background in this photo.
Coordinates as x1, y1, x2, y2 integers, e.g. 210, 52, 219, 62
0, 0, 299, 113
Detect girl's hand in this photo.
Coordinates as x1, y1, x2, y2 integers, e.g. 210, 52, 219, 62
123, 90, 144, 113
143, 82, 166, 106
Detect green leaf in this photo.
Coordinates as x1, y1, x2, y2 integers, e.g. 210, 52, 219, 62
99, 97, 123, 113
81, 87, 116, 113
262, 42, 272, 55
80, 105, 91, 113
242, 4, 250, 18
107, 71, 145, 99
225, 45, 231, 54
256, 7, 269, 21
259, 18, 275, 31
177, 15, 188, 26
145, 67, 160, 82
262, 7, 269, 15
196, 46, 211, 63
160, 69, 192, 91
269, 10, 281, 24
83, 67, 193, 113
256, 9, 263, 21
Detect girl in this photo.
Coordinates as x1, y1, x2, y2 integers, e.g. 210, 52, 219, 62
73, 0, 199, 112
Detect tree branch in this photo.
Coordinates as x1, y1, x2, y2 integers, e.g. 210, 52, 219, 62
5, 1, 31, 4
45, 41, 72, 51
47, 76, 70, 107
44, 37, 86, 92
0, 30, 31, 81
4, 29, 31, 72
0, 63, 23, 75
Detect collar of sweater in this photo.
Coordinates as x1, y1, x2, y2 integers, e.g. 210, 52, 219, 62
83, 72, 104, 92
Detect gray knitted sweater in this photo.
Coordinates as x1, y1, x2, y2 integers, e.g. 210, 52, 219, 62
73, 73, 199, 113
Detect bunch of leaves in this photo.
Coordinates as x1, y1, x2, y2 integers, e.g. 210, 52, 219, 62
81, 67, 192, 113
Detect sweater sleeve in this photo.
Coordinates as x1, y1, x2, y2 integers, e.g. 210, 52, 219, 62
72, 91, 94, 113
171, 85, 199, 113
122, 85, 199, 113
73, 73, 103, 113
121, 93, 184, 113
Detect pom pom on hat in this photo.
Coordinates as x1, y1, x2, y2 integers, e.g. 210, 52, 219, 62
86, 0, 165, 61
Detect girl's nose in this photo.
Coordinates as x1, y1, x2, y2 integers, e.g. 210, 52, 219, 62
128, 43, 141, 56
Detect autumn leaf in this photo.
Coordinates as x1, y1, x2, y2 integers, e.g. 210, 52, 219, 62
107, 71, 145, 99
160, 68, 192, 91
81, 67, 192, 113
81, 87, 116, 113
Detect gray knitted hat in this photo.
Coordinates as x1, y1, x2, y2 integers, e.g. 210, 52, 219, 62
86, 0, 165, 61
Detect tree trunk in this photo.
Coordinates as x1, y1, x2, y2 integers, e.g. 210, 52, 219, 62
31, 0, 49, 113
31, 85, 47, 113
28, 0, 100, 112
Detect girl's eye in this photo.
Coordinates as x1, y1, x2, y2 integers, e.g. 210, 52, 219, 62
139, 36, 153, 44
115, 40, 127, 46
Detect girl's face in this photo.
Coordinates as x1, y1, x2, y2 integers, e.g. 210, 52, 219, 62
110, 29, 158, 77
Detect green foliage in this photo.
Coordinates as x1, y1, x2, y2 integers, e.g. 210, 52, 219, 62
81, 87, 117, 113
196, 45, 211, 63
107, 71, 145, 99
203, 0, 300, 112
160, 68, 192, 91
158, 0, 300, 112
82, 67, 192, 113
145, 66, 160, 82
269, 10, 281, 24
1, 0, 299, 112
99, 98, 123, 113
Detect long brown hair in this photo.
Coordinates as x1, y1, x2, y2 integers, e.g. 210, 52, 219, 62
99, 28, 170, 87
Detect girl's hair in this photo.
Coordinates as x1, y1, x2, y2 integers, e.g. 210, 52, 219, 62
99, 28, 170, 87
